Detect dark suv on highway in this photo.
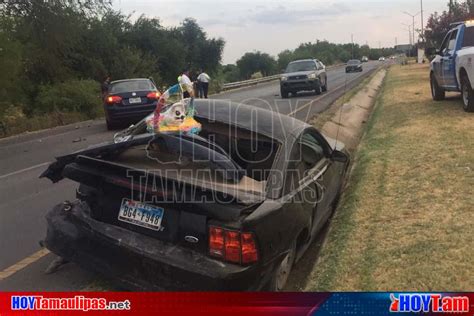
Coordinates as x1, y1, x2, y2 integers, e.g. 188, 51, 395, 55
104, 78, 160, 130
280, 59, 327, 98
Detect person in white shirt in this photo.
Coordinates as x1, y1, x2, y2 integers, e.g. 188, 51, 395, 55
197, 71, 211, 98
178, 70, 194, 98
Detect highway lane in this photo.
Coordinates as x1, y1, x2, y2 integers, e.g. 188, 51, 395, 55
0, 61, 381, 290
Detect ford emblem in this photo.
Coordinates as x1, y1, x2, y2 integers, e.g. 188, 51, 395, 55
184, 236, 199, 243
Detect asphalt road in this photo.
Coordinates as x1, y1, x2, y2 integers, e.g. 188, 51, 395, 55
0, 61, 381, 290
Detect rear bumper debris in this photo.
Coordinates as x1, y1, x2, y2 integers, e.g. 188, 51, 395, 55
44, 201, 270, 291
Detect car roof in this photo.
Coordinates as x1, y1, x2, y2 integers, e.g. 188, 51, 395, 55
192, 99, 310, 142
110, 78, 151, 84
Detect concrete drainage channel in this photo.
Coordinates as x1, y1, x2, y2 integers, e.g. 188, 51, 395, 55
321, 68, 387, 151
285, 67, 388, 291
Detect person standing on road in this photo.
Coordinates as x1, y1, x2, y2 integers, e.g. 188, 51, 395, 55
197, 70, 211, 98
178, 69, 194, 98
101, 75, 111, 99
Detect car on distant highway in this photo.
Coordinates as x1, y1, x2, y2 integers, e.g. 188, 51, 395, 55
280, 59, 327, 98
378, 57, 386, 61
361, 56, 369, 62
104, 78, 161, 130
345, 59, 363, 73
41, 98, 350, 291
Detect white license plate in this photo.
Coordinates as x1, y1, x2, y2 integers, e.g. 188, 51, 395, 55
129, 97, 142, 104
118, 199, 164, 231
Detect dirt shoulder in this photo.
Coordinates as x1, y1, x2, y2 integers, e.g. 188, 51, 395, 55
303, 63, 474, 291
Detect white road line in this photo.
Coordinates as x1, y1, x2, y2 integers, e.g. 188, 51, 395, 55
287, 70, 374, 117
0, 162, 50, 180
0, 248, 50, 281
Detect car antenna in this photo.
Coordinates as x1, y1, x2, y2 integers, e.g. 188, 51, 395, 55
333, 69, 349, 151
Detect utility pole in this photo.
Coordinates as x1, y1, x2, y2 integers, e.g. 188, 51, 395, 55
402, 23, 412, 45
404, 11, 421, 45
420, 0, 424, 43
351, 34, 354, 59
395, 37, 398, 46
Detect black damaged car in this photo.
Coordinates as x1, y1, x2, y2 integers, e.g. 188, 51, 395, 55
41, 99, 350, 291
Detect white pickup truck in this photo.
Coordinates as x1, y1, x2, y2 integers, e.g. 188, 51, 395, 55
429, 20, 474, 112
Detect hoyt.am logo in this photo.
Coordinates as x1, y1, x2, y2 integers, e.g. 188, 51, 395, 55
390, 293, 470, 313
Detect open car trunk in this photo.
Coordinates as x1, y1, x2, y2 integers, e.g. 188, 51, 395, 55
41, 133, 269, 249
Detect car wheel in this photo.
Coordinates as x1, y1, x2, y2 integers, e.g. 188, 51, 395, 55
281, 89, 289, 99
268, 240, 296, 291
315, 83, 322, 95
461, 75, 474, 112
430, 73, 445, 101
106, 119, 119, 130
322, 78, 328, 92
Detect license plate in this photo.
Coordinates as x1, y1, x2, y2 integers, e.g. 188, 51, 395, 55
129, 97, 142, 104
118, 199, 164, 231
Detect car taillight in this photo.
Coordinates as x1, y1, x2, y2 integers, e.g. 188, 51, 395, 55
224, 230, 241, 263
106, 95, 122, 104
241, 232, 259, 264
209, 226, 258, 265
147, 91, 161, 100
209, 227, 224, 257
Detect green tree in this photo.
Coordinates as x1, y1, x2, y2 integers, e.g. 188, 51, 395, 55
425, 0, 474, 47
236, 51, 277, 79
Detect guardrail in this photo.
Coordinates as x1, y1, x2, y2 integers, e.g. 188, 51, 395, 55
221, 63, 345, 91
222, 74, 281, 90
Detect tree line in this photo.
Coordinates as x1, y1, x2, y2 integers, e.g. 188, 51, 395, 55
0, 0, 395, 135
222, 42, 394, 83
0, 0, 224, 119
425, 0, 474, 47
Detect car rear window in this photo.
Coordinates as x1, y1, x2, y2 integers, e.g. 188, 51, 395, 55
462, 26, 474, 48
110, 80, 155, 93
348, 60, 360, 65
286, 61, 317, 72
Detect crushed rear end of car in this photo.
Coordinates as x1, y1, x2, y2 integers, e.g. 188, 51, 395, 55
40, 106, 284, 290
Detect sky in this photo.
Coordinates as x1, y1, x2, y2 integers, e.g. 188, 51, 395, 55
114, 0, 449, 64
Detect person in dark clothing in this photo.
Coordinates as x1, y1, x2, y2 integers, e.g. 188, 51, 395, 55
101, 76, 111, 99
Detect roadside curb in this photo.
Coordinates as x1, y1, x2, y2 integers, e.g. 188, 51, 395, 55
321, 68, 387, 151
0, 119, 106, 146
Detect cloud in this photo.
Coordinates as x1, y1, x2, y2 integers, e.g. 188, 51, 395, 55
251, 2, 351, 25
199, 17, 248, 28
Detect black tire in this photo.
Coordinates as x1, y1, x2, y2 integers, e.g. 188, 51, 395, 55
106, 119, 119, 130
461, 75, 474, 112
267, 240, 296, 291
430, 73, 445, 101
281, 88, 289, 99
315, 82, 322, 95
322, 77, 328, 92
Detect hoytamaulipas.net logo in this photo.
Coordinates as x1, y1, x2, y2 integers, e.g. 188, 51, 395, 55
11, 295, 131, 311
390, 293, 469, 313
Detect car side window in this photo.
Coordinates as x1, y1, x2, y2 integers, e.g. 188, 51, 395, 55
439, 32, 451, 54
462, 26, 474, 48
283, 131, 327, 195
299, 133, 325, 170
447, 30, 458, 53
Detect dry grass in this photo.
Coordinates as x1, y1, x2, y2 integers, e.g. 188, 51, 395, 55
305, 63, 474, 291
